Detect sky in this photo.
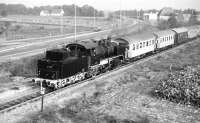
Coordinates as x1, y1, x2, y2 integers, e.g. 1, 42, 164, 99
0, 0, 199, 11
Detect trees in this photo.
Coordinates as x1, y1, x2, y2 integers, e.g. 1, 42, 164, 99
0, 4, 104, 17
157, 15, 179, 30
188, 10, 200, 25
167, 14, 179, 28
1, 10, 7, 17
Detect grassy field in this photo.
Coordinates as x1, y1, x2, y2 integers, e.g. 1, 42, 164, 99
1, 24, 93, 40
0, 15, 119, 40
17, 38, 200, 123
0, 54, 43, 91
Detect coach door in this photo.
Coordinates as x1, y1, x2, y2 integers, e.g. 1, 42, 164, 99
125, 48, 128, 59
154, 38, 159, 50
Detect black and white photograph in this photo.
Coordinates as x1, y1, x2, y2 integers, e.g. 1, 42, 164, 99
0, 0, 200, 122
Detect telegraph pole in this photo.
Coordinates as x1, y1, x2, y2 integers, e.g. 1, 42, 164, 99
74, 0, 77, 42
93, 8, 96, 28
119, 0, 122, 28
60, 5, 64, 34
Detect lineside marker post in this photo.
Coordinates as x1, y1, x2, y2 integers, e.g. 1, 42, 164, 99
40, 82, 45, 112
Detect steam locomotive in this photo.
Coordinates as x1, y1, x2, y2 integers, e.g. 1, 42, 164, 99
34, 38, 125, 89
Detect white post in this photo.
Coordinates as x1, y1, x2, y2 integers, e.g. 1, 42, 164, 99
40, 81, 45, 112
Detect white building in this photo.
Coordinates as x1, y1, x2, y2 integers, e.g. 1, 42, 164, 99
143, 12, 158, 21
51, 9, 64, 16
40, 9, 64, 16
40, 10, 50, 16
159, 15, 171, 21
182, 14, 191, 22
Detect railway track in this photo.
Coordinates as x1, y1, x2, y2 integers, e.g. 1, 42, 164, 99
0, 37, 198, 114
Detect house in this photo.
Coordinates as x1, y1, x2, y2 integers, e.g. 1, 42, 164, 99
143, 12, 158, 21
51, 9, 64, 16
40, 10, 50, 16
40, 9, 64, 16
182, 14, 191, 22
159, 15, 171, 20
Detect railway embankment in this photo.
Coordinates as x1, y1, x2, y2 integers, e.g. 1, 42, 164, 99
2, 37, 199, 122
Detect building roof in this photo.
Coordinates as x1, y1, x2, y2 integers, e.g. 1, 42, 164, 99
41, 10, 49, 14
154, 29, 175, 37
40, 9, 64, 15
51, 9, 64, 14
115, 33, 155, 44
172, 27, 188, 33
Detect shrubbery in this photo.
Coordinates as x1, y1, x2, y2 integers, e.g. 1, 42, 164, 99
153, 65, 200, 107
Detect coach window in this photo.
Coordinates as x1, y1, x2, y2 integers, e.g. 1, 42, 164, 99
146, 41, 148, 46
136, 43, 139, 49
140, 42, 142, 48
149, 40, 151, 45
133, 44, 135, 50
143, 42, 145, 47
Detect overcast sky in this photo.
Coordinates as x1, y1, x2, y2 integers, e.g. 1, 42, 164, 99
0, 0, 199, 11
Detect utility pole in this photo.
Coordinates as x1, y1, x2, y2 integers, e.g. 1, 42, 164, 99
93, 8, 96, 28
60, 6, 64, 34
119, 0, 122, 28
74, 0, 77, 42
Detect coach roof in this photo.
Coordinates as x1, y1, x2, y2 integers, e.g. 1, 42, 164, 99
172, 27, 188, 33
154, 29, 175, 37
116, 33, 155, 44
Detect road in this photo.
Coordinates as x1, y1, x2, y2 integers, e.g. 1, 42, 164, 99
0, 31, 91, 49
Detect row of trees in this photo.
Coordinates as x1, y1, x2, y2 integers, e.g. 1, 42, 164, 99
0, 4, 104, 17
158, 11, 200, 30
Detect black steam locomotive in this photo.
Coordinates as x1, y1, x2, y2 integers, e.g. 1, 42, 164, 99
34, 38, 126, 89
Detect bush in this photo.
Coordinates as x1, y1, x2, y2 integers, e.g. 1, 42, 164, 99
0, 54, 44, 77
153, 65, 200, 107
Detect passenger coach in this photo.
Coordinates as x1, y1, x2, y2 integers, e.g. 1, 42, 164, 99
185, 25, 200, 39
172, 27, 188, 44
153, 30, 175, 49
114, 33, 156, 58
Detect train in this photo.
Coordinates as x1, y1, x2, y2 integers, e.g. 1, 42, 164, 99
33, 25, 200, 89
